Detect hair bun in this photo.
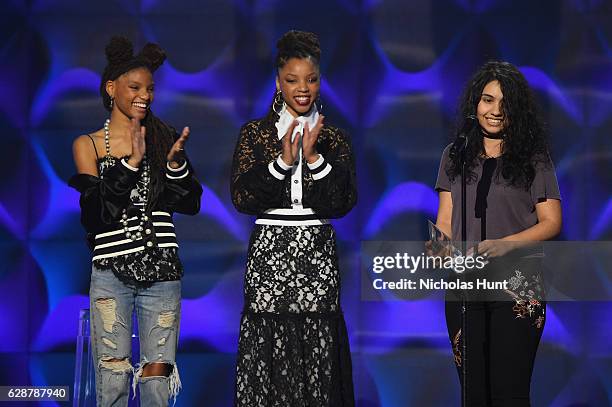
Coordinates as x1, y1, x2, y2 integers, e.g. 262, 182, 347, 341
139, 43, 166, 72
276, 30, 321, 61
105, 36, 134, 65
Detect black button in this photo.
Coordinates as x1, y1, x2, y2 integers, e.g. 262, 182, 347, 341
294, 180, 299, 184
293, 199, 298, 203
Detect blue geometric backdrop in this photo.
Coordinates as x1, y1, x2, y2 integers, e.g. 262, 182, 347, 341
1, 0, 611, 406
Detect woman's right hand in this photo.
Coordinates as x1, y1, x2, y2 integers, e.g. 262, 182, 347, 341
281, 120, 301, 166
425, 239, 451, 258
127, 118, 146, 168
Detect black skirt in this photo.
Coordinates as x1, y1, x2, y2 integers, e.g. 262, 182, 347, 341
235, 224, 355, 406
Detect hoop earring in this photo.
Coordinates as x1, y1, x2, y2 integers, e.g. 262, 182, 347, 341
316, 94, 323, 114
109, 97, 114, 109
273, 90, 285, 115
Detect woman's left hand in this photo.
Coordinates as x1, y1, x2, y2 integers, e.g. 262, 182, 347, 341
302, 115, 325, 164
167, 126, 190, 168
474, 239, 517, 258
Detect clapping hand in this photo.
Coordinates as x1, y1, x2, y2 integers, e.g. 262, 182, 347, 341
281, 120, 301, 166
167, 126, 190, 168
127, 118, 146, 168
303, 115, 325, 164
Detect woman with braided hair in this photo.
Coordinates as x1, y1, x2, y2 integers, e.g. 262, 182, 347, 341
231, 30, 356, 406
69, 36, 202, 406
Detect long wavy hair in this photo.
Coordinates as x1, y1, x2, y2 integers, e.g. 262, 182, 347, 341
447, 61, 550, 189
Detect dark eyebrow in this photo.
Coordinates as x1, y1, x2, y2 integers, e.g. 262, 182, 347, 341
128, 80, 155, 87
285, 72, 318, 77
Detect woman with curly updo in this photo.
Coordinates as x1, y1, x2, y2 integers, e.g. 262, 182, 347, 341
231, 30, 356, 406
434, 61, 562, 405
69, 37, 202, 406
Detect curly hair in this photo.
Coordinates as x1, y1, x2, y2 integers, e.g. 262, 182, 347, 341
447, 61, 550, 189
275, 30, 321, 70
100, 36, 177, 209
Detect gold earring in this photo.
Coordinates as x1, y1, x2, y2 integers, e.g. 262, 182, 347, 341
273, 90, 285, 115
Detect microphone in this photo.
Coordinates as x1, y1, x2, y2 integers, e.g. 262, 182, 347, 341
450, 114, 477, 160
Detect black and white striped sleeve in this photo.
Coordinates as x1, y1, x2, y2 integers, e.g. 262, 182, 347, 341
166, 160, 189, 179
306, 154, 332, 180
268, 156, 293, 180
162, 157, 202, 216
302, 128, 357, 219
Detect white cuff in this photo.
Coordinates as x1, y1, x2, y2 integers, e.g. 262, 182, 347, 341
307, 154, 332, 180
268, 156, 292, 180
276, 156, 292, 171
121, 159, 139, 172
166, 161, 187, 172
312, 163, 332, 180
165, 160, 189, 179
166, 170, 190, 180
306, 154, 324, 170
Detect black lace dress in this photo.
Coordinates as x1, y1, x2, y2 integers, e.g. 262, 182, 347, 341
231, 109, 357, 406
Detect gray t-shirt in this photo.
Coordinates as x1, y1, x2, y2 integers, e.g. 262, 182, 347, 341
435, 144, 561, 243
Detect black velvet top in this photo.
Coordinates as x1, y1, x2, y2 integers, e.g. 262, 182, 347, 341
69, 153, 202, 284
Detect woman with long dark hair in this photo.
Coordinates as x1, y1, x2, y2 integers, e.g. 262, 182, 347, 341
69, 37, 202, 406
231, 30, 357, 406
434, 61, 562, 406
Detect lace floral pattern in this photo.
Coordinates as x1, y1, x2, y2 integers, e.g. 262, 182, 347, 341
94, 247, 183, 284
231, 111, 357, 218
244, 225, 339, 314
235, 224, 354, 406
504, 269, 545, 328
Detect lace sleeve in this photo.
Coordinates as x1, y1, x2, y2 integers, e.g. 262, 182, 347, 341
302, 127, 357, 218
231, 121, 286, 215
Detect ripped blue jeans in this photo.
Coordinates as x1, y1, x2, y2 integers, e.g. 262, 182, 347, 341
89, 265, 181, 406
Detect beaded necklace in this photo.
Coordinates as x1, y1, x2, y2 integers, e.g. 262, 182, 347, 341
104, 118, 152, 243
